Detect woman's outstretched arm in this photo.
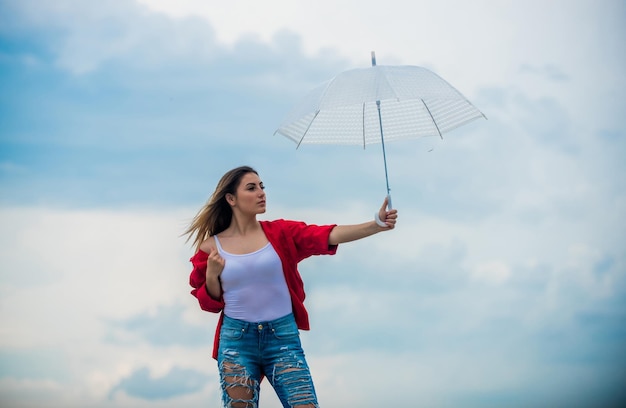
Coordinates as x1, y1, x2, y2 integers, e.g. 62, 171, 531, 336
328, 197, 398, 245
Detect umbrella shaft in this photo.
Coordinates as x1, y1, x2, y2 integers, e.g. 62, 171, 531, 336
376, 101, 391, 198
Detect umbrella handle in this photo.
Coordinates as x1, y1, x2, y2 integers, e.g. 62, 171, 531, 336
375, 194, 394, 227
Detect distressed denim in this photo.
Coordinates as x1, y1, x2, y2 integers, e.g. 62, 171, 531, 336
218, 313, 319, 408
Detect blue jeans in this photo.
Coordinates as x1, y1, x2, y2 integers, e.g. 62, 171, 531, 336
218, 313, 319, 408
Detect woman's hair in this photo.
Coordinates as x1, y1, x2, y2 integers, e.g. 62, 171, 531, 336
183, 165, 258, 250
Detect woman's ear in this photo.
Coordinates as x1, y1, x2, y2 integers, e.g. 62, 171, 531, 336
225, 193, 235, 206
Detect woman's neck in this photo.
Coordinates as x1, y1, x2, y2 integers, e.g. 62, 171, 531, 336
223, 214, 260, 237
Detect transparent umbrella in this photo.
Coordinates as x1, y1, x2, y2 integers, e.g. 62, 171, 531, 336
274, 52, 486, 208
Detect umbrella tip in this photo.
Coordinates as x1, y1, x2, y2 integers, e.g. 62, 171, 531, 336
371, 51, 376, 66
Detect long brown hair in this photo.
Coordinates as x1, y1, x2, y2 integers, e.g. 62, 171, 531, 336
183, 166, 258, 250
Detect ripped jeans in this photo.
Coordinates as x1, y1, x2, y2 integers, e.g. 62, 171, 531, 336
217, 313, 319, 408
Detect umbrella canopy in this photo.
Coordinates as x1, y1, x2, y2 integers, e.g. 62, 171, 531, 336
274, 52, 486, 207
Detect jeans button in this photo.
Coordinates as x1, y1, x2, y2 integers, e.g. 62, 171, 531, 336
258, 324, 263, 331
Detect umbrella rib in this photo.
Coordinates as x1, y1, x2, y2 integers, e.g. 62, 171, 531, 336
296, 110, 320, 149
421, 99, 443, 139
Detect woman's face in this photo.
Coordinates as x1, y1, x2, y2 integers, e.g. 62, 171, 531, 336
231, 172, 266, 214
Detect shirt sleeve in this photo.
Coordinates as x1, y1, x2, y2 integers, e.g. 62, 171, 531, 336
189, 250, 224, 313
283, 220, 338, 262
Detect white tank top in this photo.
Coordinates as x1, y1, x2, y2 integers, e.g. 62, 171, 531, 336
214, 236, 292, 322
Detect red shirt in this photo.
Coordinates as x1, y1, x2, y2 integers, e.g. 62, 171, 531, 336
189, 219, 338, 359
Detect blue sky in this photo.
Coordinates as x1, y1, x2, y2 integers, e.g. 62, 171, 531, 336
1, 0, 625, 407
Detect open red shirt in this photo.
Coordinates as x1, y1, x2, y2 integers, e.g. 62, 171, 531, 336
189, 219, 338, 359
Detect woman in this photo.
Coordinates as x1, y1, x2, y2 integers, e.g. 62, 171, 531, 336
185, 165, 397, 408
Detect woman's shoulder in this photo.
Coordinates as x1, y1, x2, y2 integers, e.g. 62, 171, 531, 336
198, 236, 217, 254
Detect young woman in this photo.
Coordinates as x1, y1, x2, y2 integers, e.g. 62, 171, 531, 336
185, 165, 397, 408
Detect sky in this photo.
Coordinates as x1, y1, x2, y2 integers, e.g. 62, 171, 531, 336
0, 0, 625, 407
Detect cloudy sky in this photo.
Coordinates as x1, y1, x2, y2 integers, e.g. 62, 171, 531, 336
1, 0, 625, 407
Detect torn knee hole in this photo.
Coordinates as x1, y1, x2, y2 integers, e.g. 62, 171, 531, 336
223, 374, 255, 396
220, 361, 258, 407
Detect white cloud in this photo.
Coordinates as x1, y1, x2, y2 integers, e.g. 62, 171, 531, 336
135, 0, 626, 118
471, 260, 511, 284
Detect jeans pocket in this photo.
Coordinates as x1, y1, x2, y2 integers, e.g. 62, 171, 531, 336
221, 327, 245, 341
271, 321, 299, 340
